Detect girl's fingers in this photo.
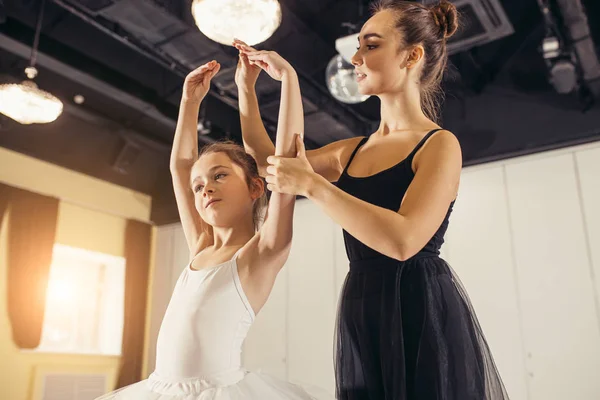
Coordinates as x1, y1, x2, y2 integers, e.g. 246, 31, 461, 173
233, 39, 256, 51
209, 64, 221, 78
240, 53, 251, 68
247, 53, 269, 62
190, 62, 218, 78
189, 66, 211, 77
255, 60, 269, 70
248, 59, 268, 70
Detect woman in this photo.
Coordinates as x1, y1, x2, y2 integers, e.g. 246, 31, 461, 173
236, 1, 509, 399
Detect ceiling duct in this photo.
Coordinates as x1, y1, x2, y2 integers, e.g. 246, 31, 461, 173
424, 0, 514, 55
54, 0, 372, 140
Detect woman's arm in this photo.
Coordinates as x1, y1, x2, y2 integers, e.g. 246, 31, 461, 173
269, 130, 462, 261
170, 61, 220, 255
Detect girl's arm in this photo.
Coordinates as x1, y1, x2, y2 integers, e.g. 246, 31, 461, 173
238, 49, 303, 261
233, 48, 304, 313
234, 41, 362, 183
170, 61, 220, 256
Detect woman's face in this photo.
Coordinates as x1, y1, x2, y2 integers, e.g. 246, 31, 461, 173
351, 10, 412, 96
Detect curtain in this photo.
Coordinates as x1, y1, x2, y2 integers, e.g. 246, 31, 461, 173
116, 219, 152, 388
1, 184, 59, 349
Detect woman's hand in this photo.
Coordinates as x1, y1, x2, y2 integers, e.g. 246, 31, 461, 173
182, 60, 221, 103
266, 135, 316, 196
234, 39, 295, 82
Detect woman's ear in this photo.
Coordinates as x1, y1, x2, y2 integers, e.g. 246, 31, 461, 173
406, 45, 424, 69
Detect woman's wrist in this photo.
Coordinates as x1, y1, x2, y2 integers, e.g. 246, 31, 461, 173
303, 171, 325, 199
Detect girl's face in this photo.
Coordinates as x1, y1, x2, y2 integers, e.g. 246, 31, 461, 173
191, 152, 261, 228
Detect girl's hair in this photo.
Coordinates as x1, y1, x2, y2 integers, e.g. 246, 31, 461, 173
372, 0, 459, 122
197, 141, 267, 229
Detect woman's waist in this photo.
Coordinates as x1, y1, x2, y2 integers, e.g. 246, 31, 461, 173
348, 250, 441, 271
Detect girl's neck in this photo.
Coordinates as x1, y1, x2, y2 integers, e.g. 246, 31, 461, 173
210, 222, 255, 250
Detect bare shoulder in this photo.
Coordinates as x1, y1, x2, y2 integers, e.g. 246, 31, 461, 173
306, 135, 366, 182
414, 129, 462, 167
188, 234, 212, 262
338, 135, 368, 157
427, 129, 460, 150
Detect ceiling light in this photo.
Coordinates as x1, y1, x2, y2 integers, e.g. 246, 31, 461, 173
73, 94, 85, 104
0, 0, 63, 124
191, 0, 281, 46
0, 76, 63, 125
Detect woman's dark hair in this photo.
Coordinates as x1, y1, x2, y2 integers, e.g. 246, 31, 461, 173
372, 0, 459, 122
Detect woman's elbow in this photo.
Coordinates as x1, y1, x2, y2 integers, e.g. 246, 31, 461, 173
392, 238, 420, 262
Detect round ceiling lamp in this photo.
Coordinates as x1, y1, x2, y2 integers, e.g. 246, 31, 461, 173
0, 0, 63, 125
325, 54, 370, 104
0, 71, 63, 125
191, 0, 282, 46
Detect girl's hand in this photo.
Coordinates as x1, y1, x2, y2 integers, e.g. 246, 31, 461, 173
233, 39, 262, 90
234, 39, 295, 82
182, 60, 221, 103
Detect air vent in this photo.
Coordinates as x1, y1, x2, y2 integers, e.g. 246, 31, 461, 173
425, 0, 514, 54
41, 373, 107, 400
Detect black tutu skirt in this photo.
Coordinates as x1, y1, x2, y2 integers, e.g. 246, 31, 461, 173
335, 254, 510, 400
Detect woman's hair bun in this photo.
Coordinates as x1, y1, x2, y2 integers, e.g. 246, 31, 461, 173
431, 1, 458, 39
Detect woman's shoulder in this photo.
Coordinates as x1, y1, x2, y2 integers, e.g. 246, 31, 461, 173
412, 128, 462, 169
422, 128, 460, 152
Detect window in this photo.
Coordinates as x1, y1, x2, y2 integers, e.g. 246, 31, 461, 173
34, 244, 125, 355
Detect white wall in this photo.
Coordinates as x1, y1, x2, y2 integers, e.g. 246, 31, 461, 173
148, 141, 600, 400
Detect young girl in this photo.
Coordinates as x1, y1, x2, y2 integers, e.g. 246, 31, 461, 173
237, 1, 510, 399
96, 50, 331, 399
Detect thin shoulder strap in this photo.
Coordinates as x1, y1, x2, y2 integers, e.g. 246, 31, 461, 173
406, 129, 443, 161
342, 136, 368, 175
232, 247, 244, 261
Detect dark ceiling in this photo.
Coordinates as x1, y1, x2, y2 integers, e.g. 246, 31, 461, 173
1, 0, 600, 225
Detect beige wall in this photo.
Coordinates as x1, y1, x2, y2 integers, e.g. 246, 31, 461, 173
0, 147, 155, 400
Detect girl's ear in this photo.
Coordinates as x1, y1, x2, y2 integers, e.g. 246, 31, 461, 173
250, 177, 265, 200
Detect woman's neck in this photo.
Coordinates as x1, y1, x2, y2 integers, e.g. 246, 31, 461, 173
375, 85, 435, 136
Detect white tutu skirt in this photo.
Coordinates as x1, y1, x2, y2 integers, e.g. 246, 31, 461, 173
95, 369, 333, 400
